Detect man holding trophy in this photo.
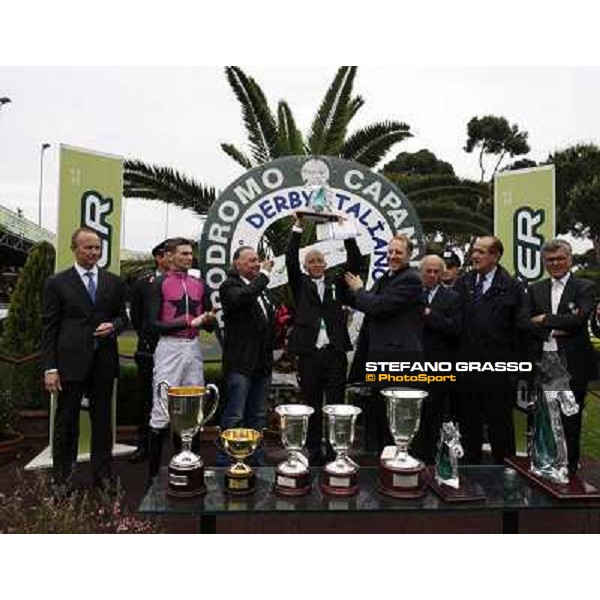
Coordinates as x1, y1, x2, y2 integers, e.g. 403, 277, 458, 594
285, 213, 363, 465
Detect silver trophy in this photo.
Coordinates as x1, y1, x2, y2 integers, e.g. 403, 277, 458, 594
378, 388, 428, 497
274, 404, 314, 496
320, 404, 362, 496
158, 383, 220, 497
297, 158, 340, 224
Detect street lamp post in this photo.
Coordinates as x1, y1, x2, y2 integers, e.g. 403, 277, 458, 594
38, 143, 51, 227
0, 97, 11, 117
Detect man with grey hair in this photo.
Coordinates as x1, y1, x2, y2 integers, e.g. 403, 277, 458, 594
525, 238, 598, 475
411, 255, 461, 462
286, 214, 362, 464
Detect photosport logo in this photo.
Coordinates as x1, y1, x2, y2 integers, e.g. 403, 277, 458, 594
81, 190, 114, 269
199, 156, 424, 328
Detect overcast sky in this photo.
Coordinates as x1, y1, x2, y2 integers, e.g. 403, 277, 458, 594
1, 66, 599, 251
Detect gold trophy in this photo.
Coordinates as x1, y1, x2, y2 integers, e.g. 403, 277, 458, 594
219, 428, 262, 496
160, 383, 219, 498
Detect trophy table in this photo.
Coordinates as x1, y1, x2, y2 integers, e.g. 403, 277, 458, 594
320, 405, 362, 497
274, 404, 314, 496
378, 388, 428, 499
161, 383, 219, 498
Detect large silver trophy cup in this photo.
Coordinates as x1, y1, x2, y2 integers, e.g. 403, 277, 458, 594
320, 404, 362, 496
378, 388, 428, 498
274, 404, 314, 496
158, 382, 219, 498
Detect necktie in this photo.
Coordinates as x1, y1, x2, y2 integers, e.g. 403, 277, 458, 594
472, 275, 484, 303
422, 288, 430, 306
85, 271, 96, 304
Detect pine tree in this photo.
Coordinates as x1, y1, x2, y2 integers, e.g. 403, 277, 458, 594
0, 242, 55, 412
0, 241, 55, 356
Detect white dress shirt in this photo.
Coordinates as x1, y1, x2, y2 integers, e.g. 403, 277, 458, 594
74, 263, 99, 292
544, 272, 571, 352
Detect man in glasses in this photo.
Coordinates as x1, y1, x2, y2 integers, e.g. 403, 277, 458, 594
525, 238, 598, 475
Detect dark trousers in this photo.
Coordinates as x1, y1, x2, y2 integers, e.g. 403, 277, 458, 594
53, 373, 114, 485
563, 387, 587, 474
458, 389, 515, 464
411, 392, 448, 465
134, 352, 154, 449
298, 347, 347, 461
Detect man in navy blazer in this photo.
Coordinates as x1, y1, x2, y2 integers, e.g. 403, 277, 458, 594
42, 228, 128, 495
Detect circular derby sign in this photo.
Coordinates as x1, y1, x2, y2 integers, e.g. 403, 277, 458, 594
199, 155, 423, 327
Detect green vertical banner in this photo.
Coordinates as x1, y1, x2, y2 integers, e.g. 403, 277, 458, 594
56, 145, 123, 274
494, 165, 555, 282
55, 145, 124, 456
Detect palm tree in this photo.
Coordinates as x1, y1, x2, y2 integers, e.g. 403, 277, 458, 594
124, 66, 412, 219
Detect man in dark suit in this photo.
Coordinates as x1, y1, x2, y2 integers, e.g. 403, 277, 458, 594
218, 247, 275, 465
42, 227, 128, 495
286, 214, 362, 464
128, 239, 170, 463
525, 238, 598, 475
345, 235, 425, 454
454, 235, 528, 465
412, 254, 461, 463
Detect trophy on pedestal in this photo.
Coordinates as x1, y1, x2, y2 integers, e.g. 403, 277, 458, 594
274, 404, 314, 496
320, 405, 362, 497
160, 383, 219, 498
219, 428, 262, 496
378, 388, 428, 498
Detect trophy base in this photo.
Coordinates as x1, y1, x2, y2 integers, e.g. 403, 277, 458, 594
296, 209, 340, 224
506, 456, 600, 501
377, 460, 426, 499
320, 469, 359, 497
167, 464, 206, 498
224, 470, 257, 496
427, 467, 486, 503
274, 469, 312, 497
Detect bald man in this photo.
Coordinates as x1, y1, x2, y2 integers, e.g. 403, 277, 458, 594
286, 214, 362, 465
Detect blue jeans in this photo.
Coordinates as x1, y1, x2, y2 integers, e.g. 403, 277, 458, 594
216, 371, 271, 466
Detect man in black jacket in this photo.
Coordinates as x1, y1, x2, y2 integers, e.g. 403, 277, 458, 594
128, 239, 170, 463
286, 214, 362, 464
412, 254, 461, 463
42, 227, 128, 495
454, 235, 528, 464
525, 238, 598, 475
218, 247, 275, 464
345, 235, 425, 454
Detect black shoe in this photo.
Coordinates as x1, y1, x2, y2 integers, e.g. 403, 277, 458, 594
128, 446, 149, 464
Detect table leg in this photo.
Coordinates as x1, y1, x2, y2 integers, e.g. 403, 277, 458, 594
502, 509, 519, 534
199, 515, 217, 534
